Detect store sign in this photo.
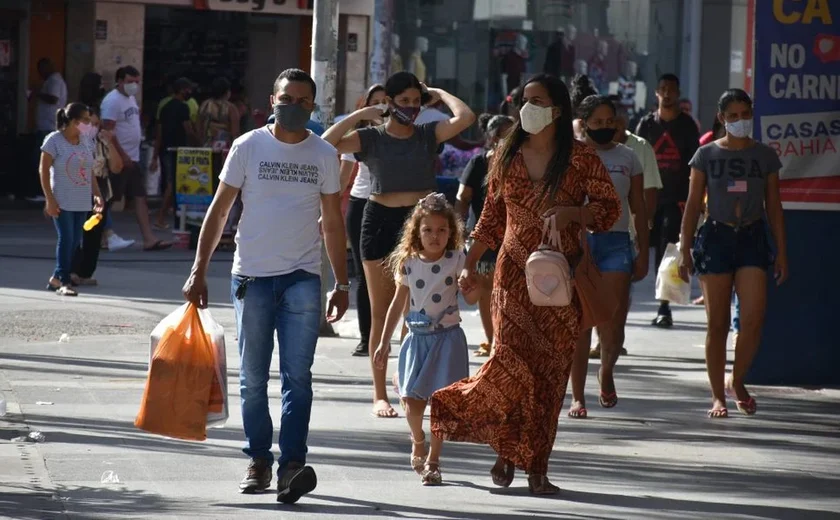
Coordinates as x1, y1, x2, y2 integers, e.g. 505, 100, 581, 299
175, 148, 214, 226
753, 0, 840, 210
202, 0, 314, 13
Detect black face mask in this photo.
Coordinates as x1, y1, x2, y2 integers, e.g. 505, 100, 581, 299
586, 127, 616, 145
273, 102, 311, 132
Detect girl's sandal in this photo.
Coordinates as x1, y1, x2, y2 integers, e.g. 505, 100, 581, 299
473, 343, 491, 357
55, 286, 78, 297
421, 461, 442, 486
527, 474, 560, 495
410, 435, 427, 475
490, 457, 514, 487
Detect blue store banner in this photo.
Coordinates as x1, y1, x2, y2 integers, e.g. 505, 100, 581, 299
753, 0, 840, 210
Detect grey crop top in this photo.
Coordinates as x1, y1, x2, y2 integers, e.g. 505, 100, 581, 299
354, 122, 440, 194
689, 142, 782, 224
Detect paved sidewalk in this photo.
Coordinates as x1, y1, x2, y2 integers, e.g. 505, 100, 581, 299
1, 212, 839, 519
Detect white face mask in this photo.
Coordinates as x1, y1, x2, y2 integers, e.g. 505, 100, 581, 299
725, 118, 753, 139
77, 122, 96, 138
123, 82, 139, 97
519, 102, 556, 135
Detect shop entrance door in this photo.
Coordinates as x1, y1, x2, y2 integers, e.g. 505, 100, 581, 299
0, 9, 21, 197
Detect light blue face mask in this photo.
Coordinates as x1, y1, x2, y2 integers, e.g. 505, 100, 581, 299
725, 118, 753, 138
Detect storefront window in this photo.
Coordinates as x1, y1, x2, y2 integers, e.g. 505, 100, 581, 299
391, 0, 684, 123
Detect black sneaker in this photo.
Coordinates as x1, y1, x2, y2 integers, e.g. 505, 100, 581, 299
351, 342, 369, 357
276, 463, 317, 504
239, 458, 272, 494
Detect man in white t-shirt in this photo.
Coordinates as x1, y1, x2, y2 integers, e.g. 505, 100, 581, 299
183, 68, 349, 504
101, 66, 171, 251
35, 58, 67, 133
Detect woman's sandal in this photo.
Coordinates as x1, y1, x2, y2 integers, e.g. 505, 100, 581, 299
473, 342, 491, 357
707, 407, 729, 419
597, 372, 618, 408
527, 474, 560, 495
735, 397, 757, 416
568, 402, 588, 419
410, 435, 427, 475
46, 278, 61, 292
490, 457, 514, 487
421, 461, 442, 486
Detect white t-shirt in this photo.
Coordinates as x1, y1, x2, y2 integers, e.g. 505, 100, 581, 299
340, 153, 371, 199
221, 126, 340, 277
36, 73, 68, 132
397, 250, 465, 329
101, 89, 142, 161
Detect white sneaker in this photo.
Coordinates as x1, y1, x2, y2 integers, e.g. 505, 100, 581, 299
107, 234, 135, 251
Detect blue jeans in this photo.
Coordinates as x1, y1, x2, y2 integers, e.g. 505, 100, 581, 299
231, 270, 321, 473
52, 211, 86, 284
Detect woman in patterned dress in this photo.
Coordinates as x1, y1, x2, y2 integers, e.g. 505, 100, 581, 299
430, 74, 621, 495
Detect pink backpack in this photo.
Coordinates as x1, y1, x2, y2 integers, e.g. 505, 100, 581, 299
525, 217, 574, 307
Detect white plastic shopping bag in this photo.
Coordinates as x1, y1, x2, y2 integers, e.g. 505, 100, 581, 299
149, 303, 229, 428
655, 242, 691, 305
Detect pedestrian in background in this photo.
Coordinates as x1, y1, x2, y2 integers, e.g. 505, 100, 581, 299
39, 102, 104, 296
456, 113, 514, 357
70, 106, 123, 286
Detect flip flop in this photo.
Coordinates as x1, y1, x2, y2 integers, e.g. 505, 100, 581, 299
707, 407, 729, 419
568, 405, 588, 419
597, 372, 618, 408
143, 240, 173, 252
735, 397, 756, 416
153, 223, 171, 231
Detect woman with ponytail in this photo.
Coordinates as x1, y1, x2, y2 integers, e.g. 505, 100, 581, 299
40, 102, 104, 296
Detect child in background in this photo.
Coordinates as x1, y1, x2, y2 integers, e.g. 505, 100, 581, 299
374, 193, 477, 486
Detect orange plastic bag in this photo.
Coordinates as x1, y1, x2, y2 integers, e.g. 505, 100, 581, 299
135, 304, 217, 441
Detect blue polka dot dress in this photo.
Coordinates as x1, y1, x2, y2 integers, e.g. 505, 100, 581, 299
396, 250, 470, 401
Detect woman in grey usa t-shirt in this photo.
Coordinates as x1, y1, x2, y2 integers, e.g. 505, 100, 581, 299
323, 72, 475, 420
679, 88, 788, 419
567, 95, 650, 419
39, 102, 104, 296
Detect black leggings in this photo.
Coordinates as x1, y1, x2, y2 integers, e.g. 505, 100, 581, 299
72, 203, 108, 279
346, 196, 371, 346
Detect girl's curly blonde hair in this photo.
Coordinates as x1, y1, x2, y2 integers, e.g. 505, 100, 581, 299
387, 193, 465, 276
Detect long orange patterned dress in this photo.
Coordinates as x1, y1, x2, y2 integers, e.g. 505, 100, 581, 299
430, 141, 621, 475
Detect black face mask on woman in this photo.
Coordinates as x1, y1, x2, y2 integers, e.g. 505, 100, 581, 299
586, 127, 616, 145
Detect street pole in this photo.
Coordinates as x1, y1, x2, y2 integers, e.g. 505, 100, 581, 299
369, 0, 394, 86
311, 0, 340, 337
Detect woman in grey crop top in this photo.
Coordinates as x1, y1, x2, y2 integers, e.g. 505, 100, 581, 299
679, 88, 788, 420
323, 72, 475, 419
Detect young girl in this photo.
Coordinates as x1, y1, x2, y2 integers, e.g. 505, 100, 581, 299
40, 102, 105, 296
680, 88, 788, 418
373, 192, 477, 486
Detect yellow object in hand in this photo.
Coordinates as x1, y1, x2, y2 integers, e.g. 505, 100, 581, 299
83, 213, 102, 231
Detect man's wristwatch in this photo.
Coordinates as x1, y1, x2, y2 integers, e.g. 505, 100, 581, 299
334, 283, 351, 292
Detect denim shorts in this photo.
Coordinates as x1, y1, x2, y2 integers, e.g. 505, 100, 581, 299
587, 231, 634, 274
691, 219, 774, 275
